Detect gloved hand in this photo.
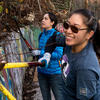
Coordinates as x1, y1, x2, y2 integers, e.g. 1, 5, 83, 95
38, 52, 51, 68
31, 50, 41, 56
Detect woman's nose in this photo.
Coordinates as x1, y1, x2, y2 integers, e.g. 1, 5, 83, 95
67, 27, 73, 33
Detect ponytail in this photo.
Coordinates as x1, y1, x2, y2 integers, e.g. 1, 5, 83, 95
93, 21, 100, 62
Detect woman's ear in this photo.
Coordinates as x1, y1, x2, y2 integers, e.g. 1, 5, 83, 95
87, 30, 94, 40
51, 21, 54, 26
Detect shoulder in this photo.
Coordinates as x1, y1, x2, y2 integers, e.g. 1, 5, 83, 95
53, 29, 61, 35
77, 51, 99, 68
75, 42, 98, 68
76, 53, 100, 79
76, 51, 100, 76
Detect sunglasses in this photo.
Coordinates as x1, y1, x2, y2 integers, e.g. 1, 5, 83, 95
63, 22, 88, 33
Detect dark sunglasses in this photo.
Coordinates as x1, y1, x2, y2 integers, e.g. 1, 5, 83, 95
63, 22, 88, 33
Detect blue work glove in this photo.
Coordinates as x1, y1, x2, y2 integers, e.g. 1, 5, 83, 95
38, 52, 51, 68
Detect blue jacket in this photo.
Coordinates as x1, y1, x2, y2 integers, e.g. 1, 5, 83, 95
37, 28, 63, 74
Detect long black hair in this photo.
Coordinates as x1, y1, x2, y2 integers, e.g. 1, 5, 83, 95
70, 9, 100, 59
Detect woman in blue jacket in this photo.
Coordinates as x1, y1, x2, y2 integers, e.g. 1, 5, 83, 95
32, 12, 64, 100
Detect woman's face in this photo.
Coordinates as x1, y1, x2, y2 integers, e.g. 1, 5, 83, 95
41, 14, 54, 30
64, 14, 90, 48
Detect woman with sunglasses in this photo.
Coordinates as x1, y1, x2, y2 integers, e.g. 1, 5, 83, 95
40, 9, 100, 100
